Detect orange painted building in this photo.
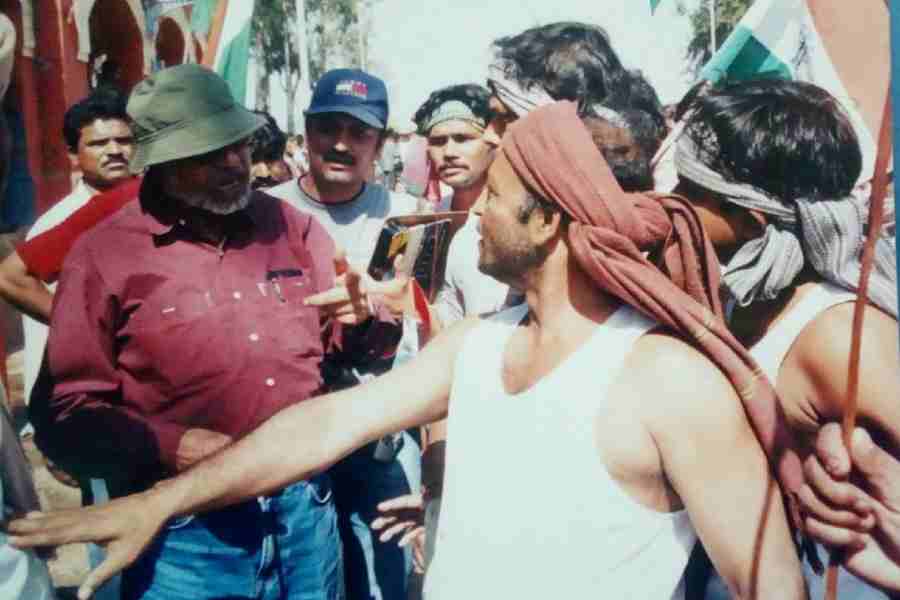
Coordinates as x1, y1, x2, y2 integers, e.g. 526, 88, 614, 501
1, 0, 199, 217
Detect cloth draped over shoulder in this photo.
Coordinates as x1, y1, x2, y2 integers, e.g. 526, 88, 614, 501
500, 101, 804, 505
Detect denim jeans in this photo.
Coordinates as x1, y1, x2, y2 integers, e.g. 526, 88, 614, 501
331, 432, 421, 600
121, 475, 342, 600
87, 478, 122, 600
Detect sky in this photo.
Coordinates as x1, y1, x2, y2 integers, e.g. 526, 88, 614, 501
266, 0, 699, 132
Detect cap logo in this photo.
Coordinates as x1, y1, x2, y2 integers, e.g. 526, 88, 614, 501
335, 79, 368, 99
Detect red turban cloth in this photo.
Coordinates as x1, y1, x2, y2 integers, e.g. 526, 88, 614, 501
501, 101, 804, 510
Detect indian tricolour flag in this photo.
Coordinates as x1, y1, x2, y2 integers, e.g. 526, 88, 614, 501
698, 0, 877, 185
205, 0, 256, 105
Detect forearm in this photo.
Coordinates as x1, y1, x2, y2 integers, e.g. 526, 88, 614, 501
0, 252, 52, 322
157, 362, 448, 518
140, 317, 473, 520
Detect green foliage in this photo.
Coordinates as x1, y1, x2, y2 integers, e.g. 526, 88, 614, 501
306, 0, 363, 82
678, 0, 753, 78
252, 1, 297, 76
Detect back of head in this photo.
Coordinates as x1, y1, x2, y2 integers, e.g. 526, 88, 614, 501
491, 22, 629, 110
683, 78, 862, 203
63, 87, 129, 151
250, 111, 287, 163
583, 102, 660, 193
491, 23, 665, 126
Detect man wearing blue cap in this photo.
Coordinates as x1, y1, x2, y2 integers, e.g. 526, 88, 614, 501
267, 68, 421, 600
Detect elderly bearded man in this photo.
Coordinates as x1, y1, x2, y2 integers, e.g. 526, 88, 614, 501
10, 102, 807, 600
26, 64, 343, 600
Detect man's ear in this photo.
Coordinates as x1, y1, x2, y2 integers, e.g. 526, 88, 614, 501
68, 151, 79, 170
375, 132, 387, 156
531, 206, 565, 246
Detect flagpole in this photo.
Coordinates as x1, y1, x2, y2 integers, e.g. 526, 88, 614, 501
709, 0, 717, 56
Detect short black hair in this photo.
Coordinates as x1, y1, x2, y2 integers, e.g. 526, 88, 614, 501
62, 88, 129, 152
413, 84, 492, 134
683, 79, 862, 202
491, 21, 665, 131
250, 110, 287, 164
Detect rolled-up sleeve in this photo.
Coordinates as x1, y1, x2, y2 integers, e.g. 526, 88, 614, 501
29, 243, 186, 481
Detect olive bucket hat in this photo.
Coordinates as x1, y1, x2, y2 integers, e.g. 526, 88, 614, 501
127, 64, 265, 173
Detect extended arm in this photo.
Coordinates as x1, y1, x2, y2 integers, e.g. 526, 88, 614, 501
8, 316, 475, 599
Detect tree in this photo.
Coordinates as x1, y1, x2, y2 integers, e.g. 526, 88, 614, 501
251, 0, 381, 132
252, 0, 303, 132
678, 0, 753, 78
306, 0, 360, 83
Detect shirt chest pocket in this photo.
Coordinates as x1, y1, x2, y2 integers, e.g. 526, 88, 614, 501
263, 270, 323, 351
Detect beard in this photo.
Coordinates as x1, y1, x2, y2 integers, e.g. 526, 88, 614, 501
477, 235, 547, 286
163, 178, 252, 215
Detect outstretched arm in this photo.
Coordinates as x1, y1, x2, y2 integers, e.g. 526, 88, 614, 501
8, 316, 477, 599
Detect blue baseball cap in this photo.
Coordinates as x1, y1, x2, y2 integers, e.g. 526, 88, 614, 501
305, 68, 389, 130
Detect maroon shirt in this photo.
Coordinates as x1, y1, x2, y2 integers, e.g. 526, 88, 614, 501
31, 188, 336, 489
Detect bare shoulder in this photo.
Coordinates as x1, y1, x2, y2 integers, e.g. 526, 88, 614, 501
794, 301, 897, 371
612, 330, 743, 435
792, 301, 899, 420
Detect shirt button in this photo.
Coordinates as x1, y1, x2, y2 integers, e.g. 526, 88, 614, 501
265, 377, 275, 387
233, 291, 242, 300
249, 333, 260, 342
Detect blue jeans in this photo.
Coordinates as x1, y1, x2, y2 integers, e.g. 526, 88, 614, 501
87, 479, 122, 600
121, 475, 342, 600
331, 432, 421, 600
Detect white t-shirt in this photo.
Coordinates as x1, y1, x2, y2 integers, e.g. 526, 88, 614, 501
434, 215, 513, 326
267, 179, 418, 270
23, 180, 97, 404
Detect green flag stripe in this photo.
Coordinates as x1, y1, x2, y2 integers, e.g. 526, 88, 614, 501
650, 0, 662, 13
699, 26, 793, 83
216, 19, 252, 104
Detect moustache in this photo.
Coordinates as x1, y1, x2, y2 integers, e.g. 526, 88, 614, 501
214, 170, 249, 188
322, 151, 355, 166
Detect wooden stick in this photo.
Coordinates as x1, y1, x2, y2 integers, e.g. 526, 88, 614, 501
824, 84, 894, 600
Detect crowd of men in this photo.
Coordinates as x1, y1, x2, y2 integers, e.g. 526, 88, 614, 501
0, 17, 897, 600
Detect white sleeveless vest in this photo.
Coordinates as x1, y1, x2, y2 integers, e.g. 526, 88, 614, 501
423, 304, 697, 600
750, 282, 857, 384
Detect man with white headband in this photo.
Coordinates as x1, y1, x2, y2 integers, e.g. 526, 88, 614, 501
483, 21, 667, 145
672, 78, 898, 599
